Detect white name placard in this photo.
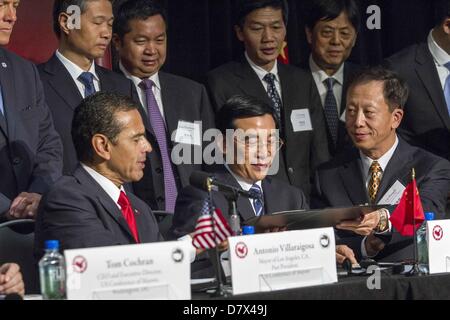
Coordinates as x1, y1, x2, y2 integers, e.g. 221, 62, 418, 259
228, 228, 337, 295
427, 220, 450, 274
64, 241, 191, 300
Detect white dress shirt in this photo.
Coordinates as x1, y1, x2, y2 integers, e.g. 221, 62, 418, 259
55, 50, 100, 98
428, 29, 450, 89
358, 136, 399, 257
225, 164, 263, 216
245, 52, 283, 102
309, 55, 345, 114
119, 62, 166, 120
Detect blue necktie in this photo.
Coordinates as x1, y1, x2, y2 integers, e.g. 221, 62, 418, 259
444, 62, 450, 116
140, 79, 178, 213
78, 72, 96, 98
250, 184, 264, 216
263, 73, 282, 123
323, 78, 339, 146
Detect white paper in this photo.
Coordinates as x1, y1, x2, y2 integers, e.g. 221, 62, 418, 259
228, 228, 337, 295
64, 241, 191, 300
174, 120, 201, 146
427, 220, 450, 274
378, 180, 405, 205
290, 109, 313, 132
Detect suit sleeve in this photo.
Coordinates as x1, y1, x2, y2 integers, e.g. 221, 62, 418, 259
35, 187, 122, 257
171, 186, 208, 239
28, 63, 63, 194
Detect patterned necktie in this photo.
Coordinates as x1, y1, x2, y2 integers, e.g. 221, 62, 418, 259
368, 160, 382, 204
78, 72, 96, 98
250, 184, 264, 216
263, 73, 282, 123
443, 62, 450, 116
140, 79, 178, 213
323, 78, 339, 146
117, 191, 140, 243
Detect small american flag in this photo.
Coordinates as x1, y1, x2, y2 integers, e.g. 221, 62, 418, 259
192, 199, 232, 249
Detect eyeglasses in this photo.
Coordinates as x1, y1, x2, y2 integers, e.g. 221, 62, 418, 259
234, 135, 284, 153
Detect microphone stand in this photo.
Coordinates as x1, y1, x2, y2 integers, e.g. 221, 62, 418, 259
206, 177, 232, 297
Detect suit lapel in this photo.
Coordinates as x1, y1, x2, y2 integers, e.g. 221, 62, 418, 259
44, 54, 83, 111
375, 139, 414, 203
414, 44, 450, 129
235, 61, 271, 105
74, 166, 137, 242
96, 65, 115, 92
129, 194, 153, 243
216, 170, 256, 222
338, 150, 369, 205
158, 72, 180, 136
0, 49, 17, 139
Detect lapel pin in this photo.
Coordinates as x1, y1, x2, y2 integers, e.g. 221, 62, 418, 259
1, 62, 7, 68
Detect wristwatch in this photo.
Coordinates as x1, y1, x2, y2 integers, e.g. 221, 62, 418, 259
375, 208, 389, 233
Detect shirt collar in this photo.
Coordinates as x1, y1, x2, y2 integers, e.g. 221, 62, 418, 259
245, 51, 279, 82
224, 163, 263, 192
81, 163, 124, 205
56, 50, 99, 82
428, 29, 450, 67
359, 135, 399, 175
119, 61, 161, 91
309, 54, 344, 85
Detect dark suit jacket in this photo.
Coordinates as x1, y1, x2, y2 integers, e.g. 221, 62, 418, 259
37, 54, 138, 175
131, 71, 215, 211
384, 42, 450, 161
302, 61, 360, 157
171, 167, 308, 239
206, 59, 330, 198
34, 165, 162, 260
0, 48, 63, 217
311, 137, 450, 261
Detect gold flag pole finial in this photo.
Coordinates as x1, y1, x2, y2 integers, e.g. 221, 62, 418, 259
412, 168, 416, 180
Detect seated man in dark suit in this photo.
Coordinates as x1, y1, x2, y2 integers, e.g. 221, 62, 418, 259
312, 67, 450, 262
38, 0, 138, 174
206, 0, 330, 200
0, 263, 24, 297
35, 92, 162, 259
112, 0, 215, 213
0, 0, 63, 222
172, 95, 357, 275
384, 0, 450, 162
303, 0, 361, 156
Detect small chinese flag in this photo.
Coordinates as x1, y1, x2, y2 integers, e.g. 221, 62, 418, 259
277, 40, 289, 64
389, 170, 425, 236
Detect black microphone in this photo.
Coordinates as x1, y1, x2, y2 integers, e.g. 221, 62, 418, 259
190, 171, 260, 199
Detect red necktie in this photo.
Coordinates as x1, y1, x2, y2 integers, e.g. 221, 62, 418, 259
117, 191, 140, 243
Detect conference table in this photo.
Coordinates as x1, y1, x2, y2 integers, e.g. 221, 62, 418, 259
192, 271, 450, 300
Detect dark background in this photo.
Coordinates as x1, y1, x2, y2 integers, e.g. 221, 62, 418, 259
8, 0, 443, 82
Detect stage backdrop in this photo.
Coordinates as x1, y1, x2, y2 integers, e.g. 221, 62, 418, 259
5, 0, 441, 81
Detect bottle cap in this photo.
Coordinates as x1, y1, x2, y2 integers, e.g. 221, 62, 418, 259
424, 212, 435, 221
45, 240, 59, 250
242, 226, 255, 235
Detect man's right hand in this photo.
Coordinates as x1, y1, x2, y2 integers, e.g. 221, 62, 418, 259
7, 192, 42, 220
336, 245, 357, 265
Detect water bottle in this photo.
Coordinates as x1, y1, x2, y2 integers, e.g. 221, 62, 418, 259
417, 212, 435, 274
39, 240, 66, 299
242, 225, 255, 235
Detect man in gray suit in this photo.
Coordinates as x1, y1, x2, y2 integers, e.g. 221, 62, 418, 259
112, 0, 215, 212
206, 0, 329, 199
35, 92, 162, 258
312, 67, 450, 262
0, 0, 63, 222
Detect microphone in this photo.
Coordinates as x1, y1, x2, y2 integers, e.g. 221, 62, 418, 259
4, 293, 23, 300
189, 171, 260, 199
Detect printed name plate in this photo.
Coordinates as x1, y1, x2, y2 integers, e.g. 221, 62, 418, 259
427, 220, 450, 274
228, 228, 337, 295
64, 241, 191, 300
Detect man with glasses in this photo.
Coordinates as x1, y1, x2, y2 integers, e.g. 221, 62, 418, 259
171, 95, 357, 276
